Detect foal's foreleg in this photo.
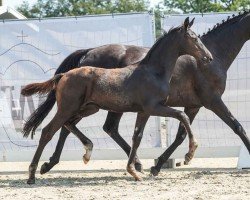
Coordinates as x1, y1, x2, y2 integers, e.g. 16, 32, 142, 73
151, 107, 200, 176
103, 111, 143, 172
127, 113, 149, 181
208, 97, 250, 153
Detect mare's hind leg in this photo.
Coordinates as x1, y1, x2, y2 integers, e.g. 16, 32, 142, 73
27, 112, 67, 184
103, 111, 143, 172
127, 113, 149, 181
207, 97, 250, 153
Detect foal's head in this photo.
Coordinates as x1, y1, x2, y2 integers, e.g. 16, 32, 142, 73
178, 17, 213, 65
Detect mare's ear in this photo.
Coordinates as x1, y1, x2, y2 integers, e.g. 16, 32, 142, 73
189, 18, 195, 28
183, 17, 189, 31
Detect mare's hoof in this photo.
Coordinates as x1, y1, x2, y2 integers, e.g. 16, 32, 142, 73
150, 166, 159, 176
135, 163, 144, 173
40, 162, 50, 175
27, 178, 35, 185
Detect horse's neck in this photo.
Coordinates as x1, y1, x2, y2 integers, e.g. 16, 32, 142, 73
202, 17, 249, 72
144, 35, 180, 80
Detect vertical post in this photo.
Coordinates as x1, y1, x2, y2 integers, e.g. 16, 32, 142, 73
165, 117, 169, 147
0, 0, 2, 6
148, 9, 156, 45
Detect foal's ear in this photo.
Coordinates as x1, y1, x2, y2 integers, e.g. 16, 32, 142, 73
183, 17, 190, 31
189, 18, 195, 28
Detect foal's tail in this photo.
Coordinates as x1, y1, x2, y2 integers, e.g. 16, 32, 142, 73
21, 74, 64, 97
22, 49, 90, 139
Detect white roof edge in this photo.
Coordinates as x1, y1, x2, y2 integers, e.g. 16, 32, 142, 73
0, 6, 27, 19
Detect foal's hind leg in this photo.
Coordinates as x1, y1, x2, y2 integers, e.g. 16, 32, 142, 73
40, 126, 70, 175
27, 112, 67, 184
65, 123, 93, 164
40, 105, 99, 174
103, 111, 143, 172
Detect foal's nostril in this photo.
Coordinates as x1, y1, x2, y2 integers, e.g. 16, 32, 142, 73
209, 57, 213, 62
202, 56, 208, 61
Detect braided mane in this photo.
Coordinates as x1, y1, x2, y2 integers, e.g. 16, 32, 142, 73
200, 10, 250, 38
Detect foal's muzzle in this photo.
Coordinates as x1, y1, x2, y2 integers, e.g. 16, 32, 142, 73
202, 55, 213, 64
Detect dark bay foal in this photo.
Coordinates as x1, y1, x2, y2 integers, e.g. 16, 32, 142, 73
22, 18, 212, 184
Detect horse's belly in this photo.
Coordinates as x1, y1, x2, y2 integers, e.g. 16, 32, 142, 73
167, 88, 202, 107
90, 89, 141, 112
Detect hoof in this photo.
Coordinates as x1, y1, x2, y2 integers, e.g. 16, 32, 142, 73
40, 162, 50, 175
27, 178, 35, 185
135, 176, 143, 181
184, 153, 192, 164
135, 162, 144, 173
150, 166, 159, 176
127, 165, 142, 181
184, 160, 189, 165
83, 154, 90, 164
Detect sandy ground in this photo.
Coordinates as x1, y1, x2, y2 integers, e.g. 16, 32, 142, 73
0, 158, 249, 200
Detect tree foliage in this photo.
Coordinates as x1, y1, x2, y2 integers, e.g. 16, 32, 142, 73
17, 0, 150, 18
164, 0, 250, 14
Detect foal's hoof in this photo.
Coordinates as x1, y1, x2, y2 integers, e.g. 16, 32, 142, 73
150, 166, 159, 176
127, 166, 142, 181
40, 162, 50, 175
184, 160, 190, 165
83, 154, 90, 164
184, 153, 192, 165
135, 176, 143, 181
135, 163, 144, 173
27, 178, 35, 185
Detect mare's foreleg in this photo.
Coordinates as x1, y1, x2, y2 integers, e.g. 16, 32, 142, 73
103, 111, 143, 172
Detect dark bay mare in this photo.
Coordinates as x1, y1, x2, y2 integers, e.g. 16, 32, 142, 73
22, 18, 212, 184
23, 11, 250, 176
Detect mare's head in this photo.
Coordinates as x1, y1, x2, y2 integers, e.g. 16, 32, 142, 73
177, 17, 213, 65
